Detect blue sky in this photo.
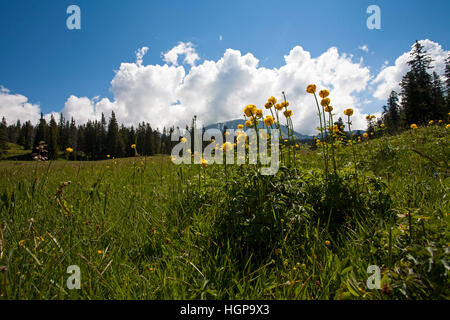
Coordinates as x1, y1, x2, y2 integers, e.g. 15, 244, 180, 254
0, 0, 449, 132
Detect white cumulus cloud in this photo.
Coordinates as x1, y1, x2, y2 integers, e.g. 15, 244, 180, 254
2, 40, 447, 135
162, 41, 200, 67
0, 86, 41, 124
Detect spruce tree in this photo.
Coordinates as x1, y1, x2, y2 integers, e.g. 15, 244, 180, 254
48, 115, 59, 160
33, 113, 48, 149
0, 117, 8, 155
400, 41, 434, 125
106, 111, 122, 157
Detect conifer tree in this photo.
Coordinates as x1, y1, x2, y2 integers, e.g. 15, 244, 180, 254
48, 115, 59, 160
0, 117, 8, 155
33, 113, 48, 149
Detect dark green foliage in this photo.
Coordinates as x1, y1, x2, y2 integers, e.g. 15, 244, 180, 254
47, 115, 59, 160
0, 117, 8, 155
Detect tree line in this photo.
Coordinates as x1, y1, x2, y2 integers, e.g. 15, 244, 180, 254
1, 41, 448, 158
0, 111, 175, 160
377, 41, 449, 134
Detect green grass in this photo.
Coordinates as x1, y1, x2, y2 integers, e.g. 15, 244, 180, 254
0, 143, 31, 160
0, 126, 448, 299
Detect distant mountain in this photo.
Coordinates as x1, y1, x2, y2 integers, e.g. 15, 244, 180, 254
204, 119, 313, 140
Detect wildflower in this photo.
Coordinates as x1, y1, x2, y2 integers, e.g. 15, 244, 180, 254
446, 124, 450, 129
324, 105, 333, 113
410, 124, 418, 129
370, 115, 375, 119
107, 154, 110, 158
344, 109, 354, 118
268, 96, 277, 105
275, 248, 282, 255
265, 102, 273, 109
18, 240, 25, 247
222, 142, 233, 152
283, 259, 289, 266
97, 250, 103, 254
283, 110, 293, 118
366, 115, 371, 120
363, 133, 369, 138
66, 147, 74, 153
281, 101, 290, 108
201, 158, 208, 168
321, 98, 330, 107
148, 267, 156, 272
275, 103, 283, 111
244, 104, 257, 117
429, 120, 434, 125
319, 90, 330, 98
131, 144, 136, 149
325, 240, 331, 246
306, 84, 317, 94
245, 120, 252, 128
380, 124, 385, 128
237, 124, 244, 130
255, 109, 263, 118
180, 137, 187, 143
264, 115, 274, 127
370, 132, 374, 135
439, 120, 443, 123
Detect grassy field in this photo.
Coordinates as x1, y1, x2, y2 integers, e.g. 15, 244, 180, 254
0, 125, 449, 300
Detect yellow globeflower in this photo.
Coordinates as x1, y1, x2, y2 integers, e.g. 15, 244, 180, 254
321, 98, 330, 107
306, 84, 316, 94
222, 142, 234, 152
131, 144, 137, 149
280, 101, 290, 108
344, 108, 354, 116
264, 115, 274, 126
256, 109, 263, 118
429, 120, 434, 125
201, 158, 208, 168
439, 120, 443, 123
410, 124, 418, 129
283, 110, 293, 118
244, 104, 257, 117
268, 96, 277, 105
366, 115, 371, 120
363, 133, 369, 138
446, 124, 450, 129
324, 106, 333, 113
106, 154, 110, 158
275, 103, 283, 111
380, 124, 385, 128
325, 240, 331, 246
319, 90, 330, 98
370, 115, 376, 119
265, 102, 273, 109
245, 120, 252, 127
66, 147, 73, 153
180, 137, 187, 143
237, 124, 244, 130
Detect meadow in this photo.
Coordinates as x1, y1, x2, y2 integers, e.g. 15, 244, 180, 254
0, 94, 449, 300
